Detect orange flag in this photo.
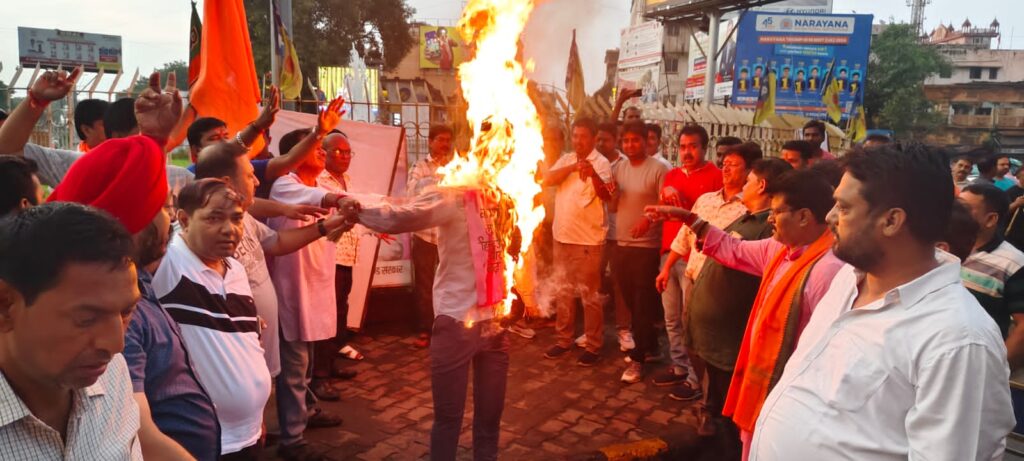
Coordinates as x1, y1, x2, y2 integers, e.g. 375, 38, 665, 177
187, 0, 263, 155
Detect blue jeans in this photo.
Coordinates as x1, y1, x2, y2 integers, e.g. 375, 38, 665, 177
429, 315, 510, 461
660, 254, 693, 373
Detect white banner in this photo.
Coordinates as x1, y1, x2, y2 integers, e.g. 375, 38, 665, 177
618, 21, 664, 69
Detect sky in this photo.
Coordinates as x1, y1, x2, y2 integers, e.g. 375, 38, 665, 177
1, 0, 1021, 95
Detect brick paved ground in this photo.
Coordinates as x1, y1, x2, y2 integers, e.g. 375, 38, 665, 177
258, 291, 747, 460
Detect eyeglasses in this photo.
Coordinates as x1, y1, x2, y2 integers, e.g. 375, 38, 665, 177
320, 147, 355, 157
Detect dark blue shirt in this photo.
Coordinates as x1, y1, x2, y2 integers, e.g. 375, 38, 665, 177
124, 270, 220, 460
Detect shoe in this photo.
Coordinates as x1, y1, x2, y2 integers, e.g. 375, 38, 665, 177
278, 442, 327, 461
544, 345, 571, 359
574, 334, 587, 348
577, 351, 600, 366
310, 379, 340, 402
306, 408, 343, 428
624, 353, 664, 364
507, 321, 536, 339
652, 369, 688, 387
668, 382, 703, 402
330, 365, 357, 380
336, 344, 364, 361
413, 333, 430, 348
621, 362, 643, 384
617, 330, 635, 352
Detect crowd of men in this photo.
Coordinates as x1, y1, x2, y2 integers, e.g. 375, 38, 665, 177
0, 66, 1019, 461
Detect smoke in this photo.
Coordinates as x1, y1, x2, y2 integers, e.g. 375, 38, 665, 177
522, 0, 631, 94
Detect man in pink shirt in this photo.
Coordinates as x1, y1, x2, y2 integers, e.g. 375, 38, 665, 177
649, 167, 845, 456
801, 120, 836, 163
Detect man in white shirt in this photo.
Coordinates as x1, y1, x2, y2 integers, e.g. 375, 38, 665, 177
751, 144, 1015, 461
154, 179, 272, 458
407, 124, 455, 347
542, 118, 614, 364
353, 186, 513, 461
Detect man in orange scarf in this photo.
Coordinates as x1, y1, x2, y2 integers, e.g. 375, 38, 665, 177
648, 168, 845, 458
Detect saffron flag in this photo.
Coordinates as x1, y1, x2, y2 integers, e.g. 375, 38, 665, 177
820, 59, 843, 123
565, 29, 586, 113
188, 1, 202, 87
272, 0, 303, 100
752, 70, 777, 125
189, 0, 263, 155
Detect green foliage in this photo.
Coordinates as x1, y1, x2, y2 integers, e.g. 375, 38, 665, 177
244, 0, 416, 98
865, 24, 951, 139
133, 60, 189, 94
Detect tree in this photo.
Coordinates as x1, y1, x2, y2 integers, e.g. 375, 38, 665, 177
133, 60, 189, 94
244, 0, 416, 99
865, 24, 951, 139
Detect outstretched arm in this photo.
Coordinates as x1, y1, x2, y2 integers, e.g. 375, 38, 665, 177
264, 96, 346, 181
0, 66, 82, 155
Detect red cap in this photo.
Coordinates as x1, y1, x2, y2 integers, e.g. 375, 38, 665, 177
48, 135, 168, 234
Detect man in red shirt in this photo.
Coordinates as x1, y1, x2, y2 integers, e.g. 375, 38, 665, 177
652, 125, 723, 395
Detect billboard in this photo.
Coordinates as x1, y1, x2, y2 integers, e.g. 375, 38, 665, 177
18, 27, 122, 72
419, 26, 465, 70
731, 12, 872, 119
685, 18, 738, 101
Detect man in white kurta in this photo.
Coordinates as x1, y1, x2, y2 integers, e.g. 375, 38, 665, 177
267, 171, 338, 454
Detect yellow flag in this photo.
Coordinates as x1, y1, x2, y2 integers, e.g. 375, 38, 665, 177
848, 105, 867, 142
752, 70, 776, 125
565, 29, 585, 112
822, 77, 842, 123
273, 0, 303, 99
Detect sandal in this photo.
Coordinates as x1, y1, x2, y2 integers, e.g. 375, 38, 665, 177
336, 344, 364, 361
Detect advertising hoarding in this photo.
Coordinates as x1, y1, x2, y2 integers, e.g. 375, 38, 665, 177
419, 26, 465, 71
731, 12, 872, 119
685, 18, 738, 101
18, 27, 122, 72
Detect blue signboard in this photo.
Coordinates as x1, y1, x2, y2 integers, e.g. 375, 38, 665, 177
731, 12, 873, 120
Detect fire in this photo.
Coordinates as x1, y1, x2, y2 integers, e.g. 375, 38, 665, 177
440, 0, 545, 316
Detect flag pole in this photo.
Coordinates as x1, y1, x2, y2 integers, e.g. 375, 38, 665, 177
269, 0, 280, 89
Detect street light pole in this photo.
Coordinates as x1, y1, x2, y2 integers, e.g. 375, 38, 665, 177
702, 9, 720, 108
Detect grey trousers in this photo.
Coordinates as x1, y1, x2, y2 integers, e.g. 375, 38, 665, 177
277, 338, 313, 447
429, 315, 510, 461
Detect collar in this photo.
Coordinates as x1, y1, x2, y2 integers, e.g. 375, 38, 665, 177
977, 233, 1004, 254
852, 252, 962, 311
681, 161, 713, 176
0, 367, 107, 429
137, 269, 158, 303
171, 236, 232, 275
0, 370, 30, 427
741, 209, 771, 223
784, 244, 808, 261
716, 188, 742, 203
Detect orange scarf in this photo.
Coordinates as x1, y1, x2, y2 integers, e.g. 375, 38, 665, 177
722, 229, 834, 432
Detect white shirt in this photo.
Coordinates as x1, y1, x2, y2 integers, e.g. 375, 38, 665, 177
360, 188, 494, 323
154, 237, 271, 454
751, 256, 1015, 461
552, 150, 613, 246
0, 354, 142, 460
407, 156, 445, 244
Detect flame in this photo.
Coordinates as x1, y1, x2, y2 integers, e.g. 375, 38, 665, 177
440, 0, 544, 316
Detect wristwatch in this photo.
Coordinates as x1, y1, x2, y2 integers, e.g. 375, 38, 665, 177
316, 218, 328, 236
